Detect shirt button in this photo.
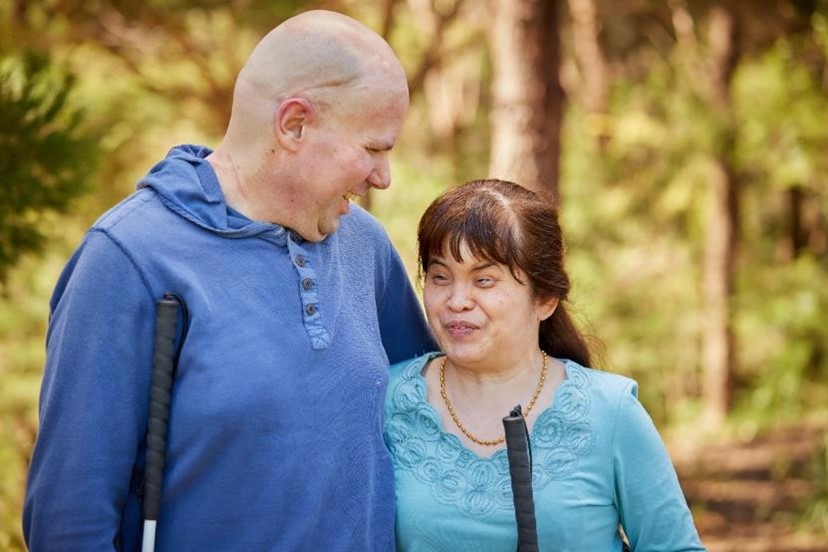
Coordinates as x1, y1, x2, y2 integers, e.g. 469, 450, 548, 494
295, 255, 307, 267
305, 304, 317, 315
302, 278, 313, 290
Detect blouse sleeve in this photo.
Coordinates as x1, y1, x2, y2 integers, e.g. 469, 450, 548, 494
611, 383, 706, 552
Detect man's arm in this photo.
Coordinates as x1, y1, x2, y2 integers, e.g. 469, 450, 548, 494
24, 230, 156, 551
375, 239, 437, 364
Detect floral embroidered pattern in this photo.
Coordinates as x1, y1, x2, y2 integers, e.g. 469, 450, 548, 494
384, 357, 595, 519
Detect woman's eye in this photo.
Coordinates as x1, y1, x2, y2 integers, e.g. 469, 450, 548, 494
476, 277, 494, 286
430, 273, 449, 284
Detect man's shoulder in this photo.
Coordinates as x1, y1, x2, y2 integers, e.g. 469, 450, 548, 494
339, 204, 390, 241
90, 186, 198, 255
334, 204, 401, 266
92, 187, 168, 236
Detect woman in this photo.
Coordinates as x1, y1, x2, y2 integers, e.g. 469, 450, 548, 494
384, 179, 705, 551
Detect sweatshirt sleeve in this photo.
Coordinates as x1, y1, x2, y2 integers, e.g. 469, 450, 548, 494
375, 239, 436, 365
23, 229, 157, 551
611, 383, 706, 552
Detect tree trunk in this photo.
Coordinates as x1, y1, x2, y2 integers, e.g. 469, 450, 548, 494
566, 0, 609, 149
488, 0, 564, 204
566, 0, 607, 112
780, 185, 806, 260
701, 5, 740, 425
703, 158, 738, 424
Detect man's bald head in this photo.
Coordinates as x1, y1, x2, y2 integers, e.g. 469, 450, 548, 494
226, 10, 408, 142
211, 10, 410, 237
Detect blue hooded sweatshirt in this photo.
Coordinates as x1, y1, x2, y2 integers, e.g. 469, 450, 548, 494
23, 145, 436, 551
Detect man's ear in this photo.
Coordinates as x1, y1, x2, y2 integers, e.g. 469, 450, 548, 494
274, 98, 314, 152
538, 296, 559, 322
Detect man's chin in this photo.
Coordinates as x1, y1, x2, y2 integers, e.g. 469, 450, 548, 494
313, 218, 340, 241
291, 224, 328, 243
294, 210, 345, 242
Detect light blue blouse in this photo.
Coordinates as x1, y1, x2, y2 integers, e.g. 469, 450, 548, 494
383, 353, 706, 552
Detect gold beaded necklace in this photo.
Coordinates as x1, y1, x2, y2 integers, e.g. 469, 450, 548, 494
439, 351, 548, 446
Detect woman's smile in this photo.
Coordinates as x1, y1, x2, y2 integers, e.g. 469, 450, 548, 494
443, 319, 480, 337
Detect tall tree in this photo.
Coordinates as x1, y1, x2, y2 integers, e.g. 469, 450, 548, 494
488, 0, 564, 203
660, 0, 742, 424
0, 54, 98, 285
699, 4, 741, 424
566, 0, 609, 150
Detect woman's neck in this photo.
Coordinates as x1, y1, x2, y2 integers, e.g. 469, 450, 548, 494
423, 351, 567, 457
445, 349, 545, 391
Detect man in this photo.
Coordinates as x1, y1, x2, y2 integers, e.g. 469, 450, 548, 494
23, 10, 434, 551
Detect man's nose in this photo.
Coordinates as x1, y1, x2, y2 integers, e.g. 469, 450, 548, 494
367, 156, 391, 190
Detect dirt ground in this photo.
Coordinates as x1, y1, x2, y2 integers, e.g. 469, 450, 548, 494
670, 422, 828, 552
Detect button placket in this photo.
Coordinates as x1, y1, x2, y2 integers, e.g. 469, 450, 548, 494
286, 237, 331, 350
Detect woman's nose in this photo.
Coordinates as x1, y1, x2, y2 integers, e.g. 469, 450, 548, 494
446, 284, 474, 311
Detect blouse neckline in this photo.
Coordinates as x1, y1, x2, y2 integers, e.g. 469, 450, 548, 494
403, 352, 578, 462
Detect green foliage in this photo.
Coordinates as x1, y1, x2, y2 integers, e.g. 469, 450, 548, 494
735, 255, 828, 421
372, 152, 456, 278
728, 34, 828, 423
0, 53, 98, 285
559, 14, 828, 429
801, 433, 828, 535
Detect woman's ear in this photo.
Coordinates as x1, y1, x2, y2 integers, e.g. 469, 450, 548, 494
537, 297, 559, 322
274, 98, 314, 151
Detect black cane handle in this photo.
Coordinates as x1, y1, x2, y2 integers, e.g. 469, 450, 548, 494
504, 405, 539, 552
143, 294, 180, 522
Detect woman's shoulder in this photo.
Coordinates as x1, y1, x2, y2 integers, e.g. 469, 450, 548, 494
560, 359, 640, 406
385, 352, 442, 422
389, 351, 443, 383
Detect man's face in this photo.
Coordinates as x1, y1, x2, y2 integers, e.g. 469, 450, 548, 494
293, 82, 409, 241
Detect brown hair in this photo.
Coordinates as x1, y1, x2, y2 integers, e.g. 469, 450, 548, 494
417, 179, 592, 367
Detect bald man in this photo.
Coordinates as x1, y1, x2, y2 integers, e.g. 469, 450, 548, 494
23, 10, 435, 551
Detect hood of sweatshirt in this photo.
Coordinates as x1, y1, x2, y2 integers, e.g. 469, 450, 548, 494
137, 144, 284, 240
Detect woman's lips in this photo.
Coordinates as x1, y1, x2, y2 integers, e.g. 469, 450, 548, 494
443, 321, 479, 337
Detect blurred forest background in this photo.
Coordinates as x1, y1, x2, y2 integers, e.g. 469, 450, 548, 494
1, 0, 827, 550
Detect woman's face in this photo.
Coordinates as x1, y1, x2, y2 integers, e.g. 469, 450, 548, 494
423, 243, 557, 370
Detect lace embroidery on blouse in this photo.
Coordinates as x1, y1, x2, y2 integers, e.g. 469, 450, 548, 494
384, 358, 595, 519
